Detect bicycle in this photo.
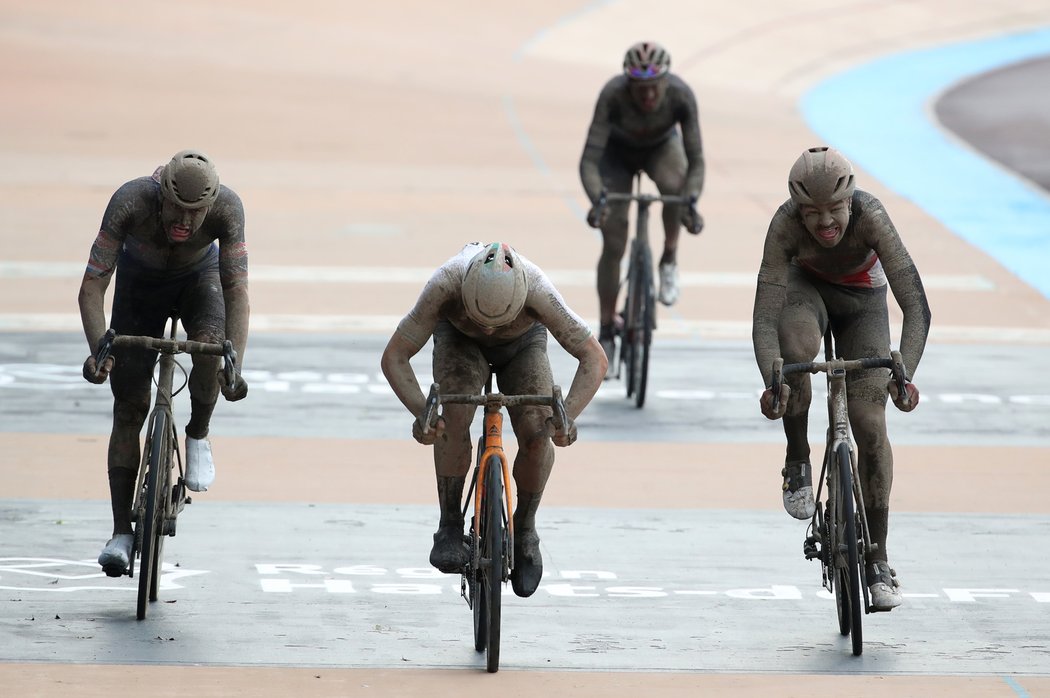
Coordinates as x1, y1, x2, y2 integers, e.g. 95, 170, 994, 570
93, 314, 240, 620
770, 331, 909, 656
421, 377, 567, 673
599, 175, 698, 408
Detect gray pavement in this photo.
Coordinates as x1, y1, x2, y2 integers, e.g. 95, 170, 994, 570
2, 334, 1049, 447
2, 500, 1048, 673
936, 54, 1050, 192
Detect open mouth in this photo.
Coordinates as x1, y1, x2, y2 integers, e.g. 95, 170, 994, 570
817, 226, 839, 241
169, 225, 191, 242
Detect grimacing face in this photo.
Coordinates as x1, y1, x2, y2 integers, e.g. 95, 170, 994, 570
627, 76, 669, 113
160, 198, 210, 243
800, 198, 851, 248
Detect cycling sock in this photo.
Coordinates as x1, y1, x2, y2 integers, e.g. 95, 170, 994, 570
867, 506, 889, 563
107, 467, 137, 535
436, 475, 466, 529
513, 490, 543, 531
185, 397, 215, 440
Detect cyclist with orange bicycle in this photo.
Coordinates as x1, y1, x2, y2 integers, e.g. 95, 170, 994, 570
752, 147, 930, 611
579, 41, 705, 371
381, 242, 607, 597
77, 150, 249, 576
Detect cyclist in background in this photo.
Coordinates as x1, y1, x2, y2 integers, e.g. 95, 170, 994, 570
381, 242, 607, 598
579, 41, 706, 370
752, 146, 930, 610
77, 149, 249, 576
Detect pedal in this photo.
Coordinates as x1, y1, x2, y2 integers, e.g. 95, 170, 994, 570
803, 535, 821, 560
101, 564, 127, 578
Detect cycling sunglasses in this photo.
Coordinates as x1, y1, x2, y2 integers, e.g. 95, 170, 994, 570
626, 65, 665, 79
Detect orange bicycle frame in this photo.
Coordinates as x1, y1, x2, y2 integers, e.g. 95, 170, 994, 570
474, 404, 515, 560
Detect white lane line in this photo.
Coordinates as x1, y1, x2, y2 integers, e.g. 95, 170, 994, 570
1, 261, 997, 291
3, 313, 1050, 344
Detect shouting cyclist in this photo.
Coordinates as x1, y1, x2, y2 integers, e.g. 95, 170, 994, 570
579, 41, 706, 370
752, 147, 930, 610
78, 149, 249, 576
381, 242, 607, 597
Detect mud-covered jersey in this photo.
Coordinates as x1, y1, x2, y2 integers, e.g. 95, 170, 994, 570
753, 190, 930, 384
84, 167, 247, 290
579, 73, 704, 204
396, 243, 593, 355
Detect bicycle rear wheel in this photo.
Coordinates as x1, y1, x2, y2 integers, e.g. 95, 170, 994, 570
481, 455, 505, 673
136, 411, 170, 620
835, 442, 863, 655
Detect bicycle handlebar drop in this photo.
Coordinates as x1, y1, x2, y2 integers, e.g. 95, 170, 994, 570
770, 351, 910, 412
421, 383, 568, 435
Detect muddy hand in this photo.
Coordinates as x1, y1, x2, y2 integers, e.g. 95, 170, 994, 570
547, 416, 577, 447
760, 384, 790, 420
888, 379, 920, 412
82, 355, 112, 384
414, 414, 445, 445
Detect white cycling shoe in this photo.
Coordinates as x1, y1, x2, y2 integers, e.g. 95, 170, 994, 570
869, 561, 903, 611
185, 436, 215, 492
781, 460, 816, 520
658, 262, 680, 306
98, 533, 134, 577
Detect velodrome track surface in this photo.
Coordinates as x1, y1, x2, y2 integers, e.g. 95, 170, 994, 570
2, 2, 1050, 696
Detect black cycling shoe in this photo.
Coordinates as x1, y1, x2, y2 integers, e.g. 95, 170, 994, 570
510, 528, 543, 597
429, 525, 469, 573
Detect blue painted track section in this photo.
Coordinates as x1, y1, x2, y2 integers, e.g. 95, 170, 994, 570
801, 27, 1050, 299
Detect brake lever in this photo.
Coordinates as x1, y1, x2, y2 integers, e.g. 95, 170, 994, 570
770, 358, 784, 412
93, 329, 117, 377
550, 385, 567, 434
421, 383, 441, 435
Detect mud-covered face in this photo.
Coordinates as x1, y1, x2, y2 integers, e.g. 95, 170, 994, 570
800, 199, 851, 248
160, 198, 210, 243
627, 76, 668, 113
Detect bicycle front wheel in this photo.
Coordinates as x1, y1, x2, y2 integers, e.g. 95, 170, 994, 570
835, 441, 863, 655
136, 411, 170, 620
623, 251, 653, 406
632, 283, 654, 408
482, 455, 505, 673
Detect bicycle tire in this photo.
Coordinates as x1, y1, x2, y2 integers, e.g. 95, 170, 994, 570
837, 442, 864, 655
623, 288, 637, 399
470, 471, 487, 652
633, 282, 653, 408
482, 455, 504, 673
624, 248, 647, 400
136, 410, 169, 620
149, 418, 178, 602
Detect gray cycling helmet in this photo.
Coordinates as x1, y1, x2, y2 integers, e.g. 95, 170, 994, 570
788, 147, 855, 207
623, 41, 671, 80
160, 149, 220, 209
462, 242, 529, 328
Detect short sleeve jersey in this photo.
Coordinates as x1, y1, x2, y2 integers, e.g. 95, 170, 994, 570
85, 167, 247, 289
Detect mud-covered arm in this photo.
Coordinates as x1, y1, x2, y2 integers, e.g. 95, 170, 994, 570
78, 185, 135, 352
869, 208, 931, 378
532, 285, 607, 420
380, 269, 452, 417
579, 89, 613, 205
216, 191, 250, 369
752, 212, 795, 386
381, 331, 430, 418
678, 86, 705, 200
78, 265, 113, 353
